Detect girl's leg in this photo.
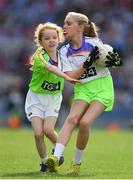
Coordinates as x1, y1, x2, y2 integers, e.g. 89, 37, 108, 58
57, 100, 89, 145
31, 117, 47, 161
46, 100, 89, 172
54, 100, 89, 159
43, 116, 64, 165
43, 116, 57, 144
74, 100, 106, 163
67, 100, 106, 175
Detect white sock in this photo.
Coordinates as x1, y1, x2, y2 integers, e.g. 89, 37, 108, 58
52, 144, 63, 156
73, 148, 84, 164
41, 156, 47, 164
54, 143, 65, 160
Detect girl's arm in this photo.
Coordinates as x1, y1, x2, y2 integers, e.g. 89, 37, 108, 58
59, 46, 100, 79
64, 66, 85, 79
45, 63, 80, 84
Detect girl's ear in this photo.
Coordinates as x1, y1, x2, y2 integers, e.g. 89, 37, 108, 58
79, 24, 84, 32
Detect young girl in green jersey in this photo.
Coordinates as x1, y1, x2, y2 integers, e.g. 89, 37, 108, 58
46, 12, 122, 174
25, 22, 79, 172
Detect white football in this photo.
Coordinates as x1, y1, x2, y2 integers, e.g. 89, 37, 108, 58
95, 44, 113, 66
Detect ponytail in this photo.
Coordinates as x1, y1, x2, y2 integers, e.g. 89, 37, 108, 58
84, 21, 99, 38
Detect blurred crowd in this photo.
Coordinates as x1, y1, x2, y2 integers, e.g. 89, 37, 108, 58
0, 0, 133, 128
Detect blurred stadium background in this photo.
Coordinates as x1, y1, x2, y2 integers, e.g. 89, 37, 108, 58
0, 0, 133, 130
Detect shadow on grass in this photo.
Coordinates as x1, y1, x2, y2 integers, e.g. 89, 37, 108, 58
2, 171, 97, 179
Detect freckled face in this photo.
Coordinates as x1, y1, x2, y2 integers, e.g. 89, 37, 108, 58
40, 29, 59, 52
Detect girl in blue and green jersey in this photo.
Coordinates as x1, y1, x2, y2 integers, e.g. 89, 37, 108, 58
25, 22, 79, 172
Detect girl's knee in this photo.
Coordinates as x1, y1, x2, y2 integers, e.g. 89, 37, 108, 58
34, 131, 43, 140
43, 128, 54, 138
67, 115, 79, 127
79, 120, 90, 130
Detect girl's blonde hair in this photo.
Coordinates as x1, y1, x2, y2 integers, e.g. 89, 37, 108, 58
66, 12, 99, 38
29, 22, 64, 65
34, 22, 64, 48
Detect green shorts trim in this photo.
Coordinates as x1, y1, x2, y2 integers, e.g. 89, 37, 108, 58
74, 75, 114, 111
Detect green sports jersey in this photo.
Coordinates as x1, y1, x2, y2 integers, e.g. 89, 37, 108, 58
29, 48, 64, 94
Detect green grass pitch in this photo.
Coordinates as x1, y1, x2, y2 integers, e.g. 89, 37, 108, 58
0, 128, 133, 179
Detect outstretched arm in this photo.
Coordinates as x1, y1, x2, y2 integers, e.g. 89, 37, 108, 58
64, 66, 85, 79
45, 63, 80, 84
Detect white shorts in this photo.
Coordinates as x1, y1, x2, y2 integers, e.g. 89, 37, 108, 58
25, 89, 62, 121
